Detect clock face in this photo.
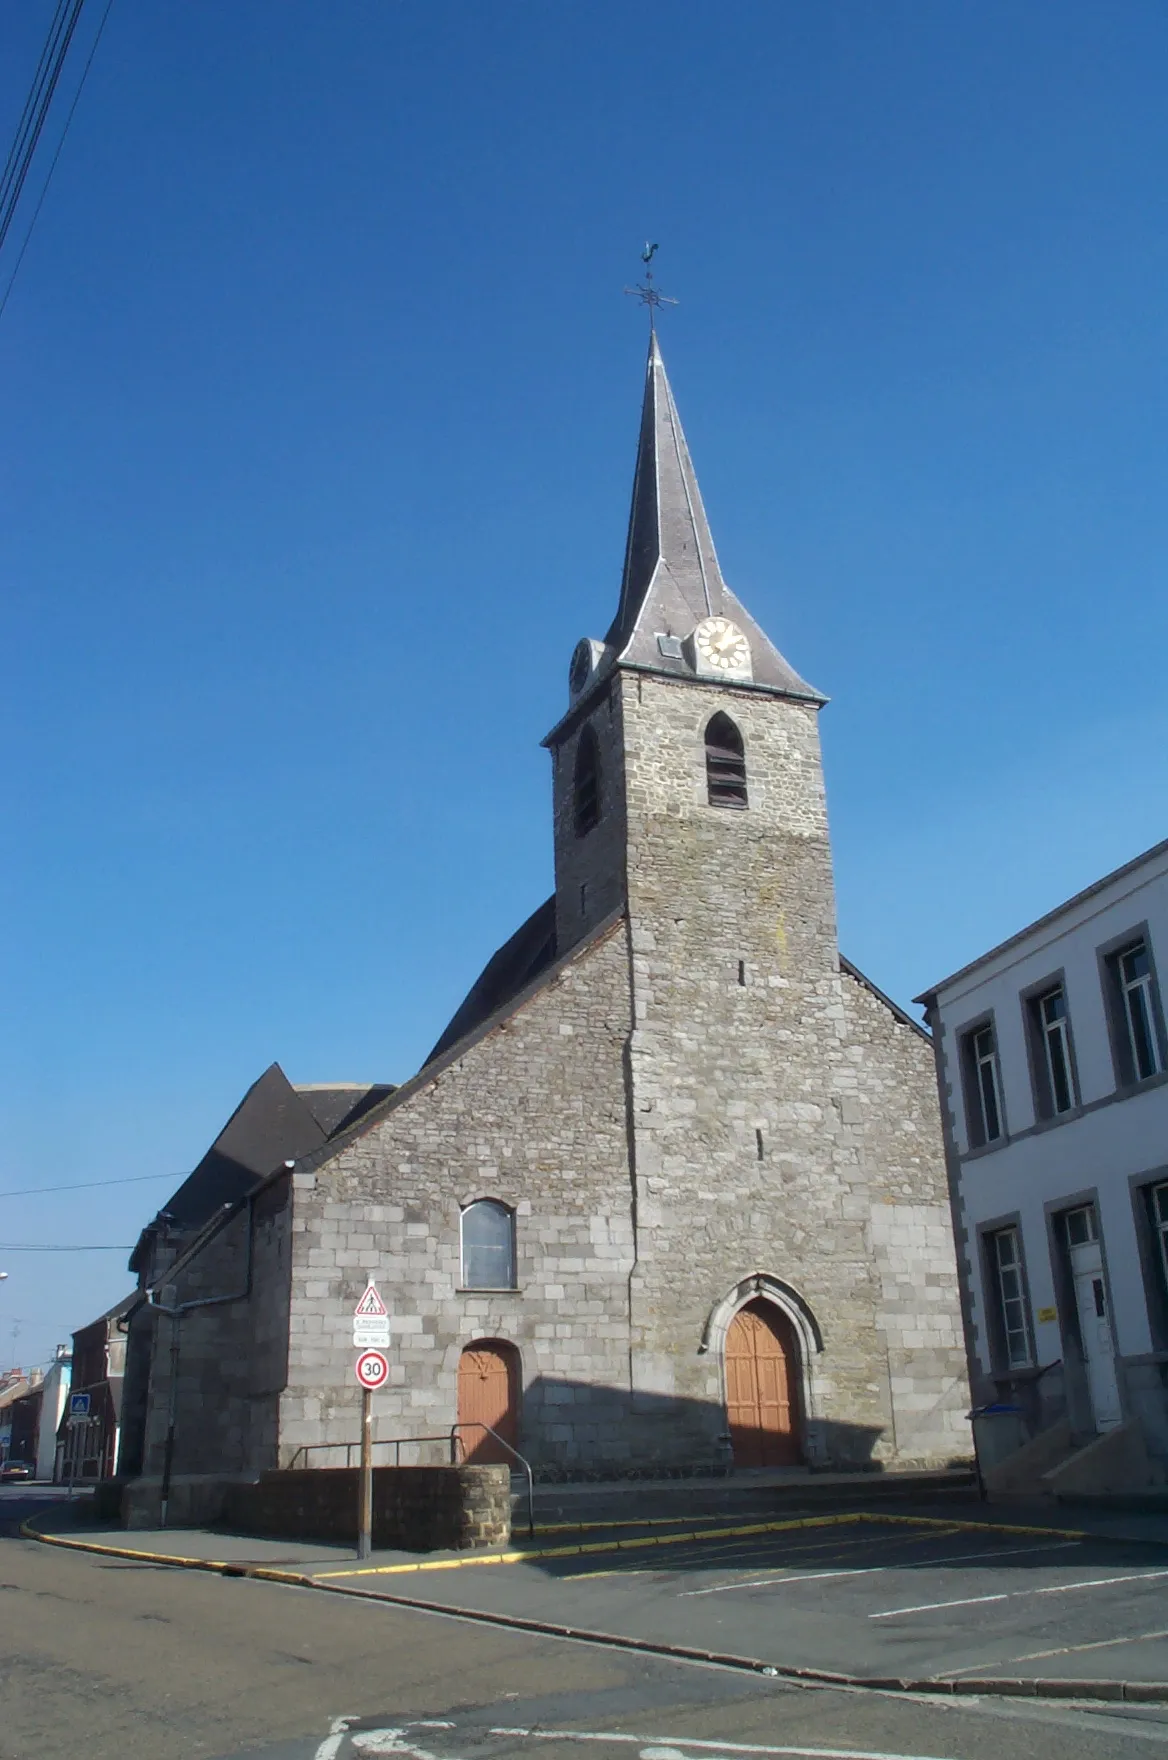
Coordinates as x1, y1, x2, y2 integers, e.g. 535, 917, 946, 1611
692, 616, 751, 676
569, 639, 593, 697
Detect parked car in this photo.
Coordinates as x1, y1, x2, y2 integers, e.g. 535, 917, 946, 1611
0, 1460, 32, 1482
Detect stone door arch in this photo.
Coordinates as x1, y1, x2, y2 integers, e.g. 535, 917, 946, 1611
457, 1339, 520, 1464
724, 1299, 803, 1466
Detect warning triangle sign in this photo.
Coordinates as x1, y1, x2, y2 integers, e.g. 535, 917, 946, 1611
354, 1281, 388, 1318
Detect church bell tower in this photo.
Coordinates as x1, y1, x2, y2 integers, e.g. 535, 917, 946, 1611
543, 327, 870, 1417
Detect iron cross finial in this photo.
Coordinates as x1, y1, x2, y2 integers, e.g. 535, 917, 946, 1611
624, 242, 678, 332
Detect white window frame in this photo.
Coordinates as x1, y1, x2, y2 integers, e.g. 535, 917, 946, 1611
1119, 942, 1163, 1082
968, 1023, 1004, 1145
1037, 985, 1076, 1115
1152, 1182, 1168, 1297
990, 1226, 1033, 1369
1063, 1202, 1098, 1248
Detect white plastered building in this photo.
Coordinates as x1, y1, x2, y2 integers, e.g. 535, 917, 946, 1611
918, 838, 1168, 1468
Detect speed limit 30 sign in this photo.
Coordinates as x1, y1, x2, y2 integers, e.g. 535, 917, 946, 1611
355, 1349, 389, 1390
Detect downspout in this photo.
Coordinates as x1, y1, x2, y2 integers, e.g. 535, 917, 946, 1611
148, 1194, 257, 1528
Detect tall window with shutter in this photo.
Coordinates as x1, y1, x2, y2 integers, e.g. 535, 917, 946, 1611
705, 713, 747, 809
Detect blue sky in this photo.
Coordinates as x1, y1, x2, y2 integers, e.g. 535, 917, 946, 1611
3, 1, 1168, 1370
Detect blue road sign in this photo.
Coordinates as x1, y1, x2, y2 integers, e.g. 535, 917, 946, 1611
69, 1392, 90, 1418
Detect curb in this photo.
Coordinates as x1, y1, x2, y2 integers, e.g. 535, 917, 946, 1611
20, 1510, 1168, 1707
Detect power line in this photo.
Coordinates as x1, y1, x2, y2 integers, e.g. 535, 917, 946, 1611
0, 1171, 182, 1200
0, 0, 115, 321
0, 0, 87, 258
0, 1243, 132, 1252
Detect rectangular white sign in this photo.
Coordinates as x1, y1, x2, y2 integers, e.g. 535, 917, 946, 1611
353, 1320, 391, 1348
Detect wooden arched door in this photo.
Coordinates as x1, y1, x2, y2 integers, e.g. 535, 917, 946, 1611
457, 1340, 520, 1463
725, 1299, 802, 1466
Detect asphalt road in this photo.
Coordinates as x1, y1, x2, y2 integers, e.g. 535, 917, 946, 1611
3, 1489, 1168, 1760
311, 1512, 1168, 1686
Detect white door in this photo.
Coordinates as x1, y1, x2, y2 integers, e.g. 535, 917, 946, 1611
1070, 1238, 1122, 1430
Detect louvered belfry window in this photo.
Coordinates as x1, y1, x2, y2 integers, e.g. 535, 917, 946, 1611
574, 726, 601, 836
705, 712, 748, 809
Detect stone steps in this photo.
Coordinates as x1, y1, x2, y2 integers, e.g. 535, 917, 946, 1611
512, 1466, 976, 1526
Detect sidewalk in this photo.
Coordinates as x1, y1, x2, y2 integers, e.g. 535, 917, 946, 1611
24, 1485, 1168, 1575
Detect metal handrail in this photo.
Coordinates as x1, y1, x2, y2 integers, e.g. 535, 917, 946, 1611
287, 1434, 455, 1471
450, 1422, 535, 1539
284, 1426, 535, 1540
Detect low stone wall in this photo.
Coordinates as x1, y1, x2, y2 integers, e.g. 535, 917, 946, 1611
223, 1464, 510, 1552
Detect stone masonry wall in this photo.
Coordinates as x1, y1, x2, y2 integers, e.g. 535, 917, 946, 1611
225, 1464, 510, 1552
551, 680, 628, 957
619, 670, 968, 1468
841, 968, 971, 1464
140, 1176, 293, 1480
282, 921, 637, 1473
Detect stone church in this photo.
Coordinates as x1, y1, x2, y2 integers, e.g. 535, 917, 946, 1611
137, 332, 969, 1489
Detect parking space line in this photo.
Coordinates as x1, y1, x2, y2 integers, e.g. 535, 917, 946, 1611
558, 1526, 967, 1588
1032, 1567, 1168, 1596
872, 1564, 1168, 1620
944, 1624, 1168, 1677
680, 1538, 1081, 1598
871, 1592, 1009, 1619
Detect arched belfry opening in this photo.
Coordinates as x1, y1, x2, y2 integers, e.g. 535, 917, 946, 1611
573, 725, 601, 836
705, 712, 747, 809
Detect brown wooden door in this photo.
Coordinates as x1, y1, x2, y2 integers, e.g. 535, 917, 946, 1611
457, 1340, 520, 1463
725, 1300, 802, 1466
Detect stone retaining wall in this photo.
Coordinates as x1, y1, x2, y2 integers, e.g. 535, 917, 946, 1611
224, 1463, 510, 1551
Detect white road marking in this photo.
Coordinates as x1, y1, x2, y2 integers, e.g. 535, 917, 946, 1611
490, 1725, 957, 1760
871, 1593, 1010, 1619
943, 1625, 1168, 1676
350, 1724, 457, 1757
679, 1540, 1080, 1597
315, 1717, 358, 1760
871, 1564, 1168, 1620
1032, 1567, 1168, 1596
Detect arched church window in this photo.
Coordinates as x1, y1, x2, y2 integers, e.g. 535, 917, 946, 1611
573, 726, 601, 836
460, 1200, 517, 1290
705, 712, 748, 809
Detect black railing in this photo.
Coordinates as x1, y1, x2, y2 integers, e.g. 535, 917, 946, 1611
285, 1424, 536, 1539
287, 1434, 454, 1470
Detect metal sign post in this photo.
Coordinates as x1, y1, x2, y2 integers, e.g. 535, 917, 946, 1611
357, 1385, 373, 1560
353, 1285, 390, 1560
353, 1345, 389, 1560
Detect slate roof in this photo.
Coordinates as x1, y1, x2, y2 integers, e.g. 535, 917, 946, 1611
294, 1084, 396, 1137
425, 897, 557, 1065
129, 1064, 394, 1272
601, 332, 824, 703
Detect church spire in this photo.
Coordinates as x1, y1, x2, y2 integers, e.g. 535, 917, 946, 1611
604, 332, 824, 703
606, 330, 727, 648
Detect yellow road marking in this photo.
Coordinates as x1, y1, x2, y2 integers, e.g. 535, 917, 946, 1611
21, 1506, 1091, 1585
314, 1512, 871, 1579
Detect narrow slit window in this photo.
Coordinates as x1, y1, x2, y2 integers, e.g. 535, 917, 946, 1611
705, 713, 747, 809
573, 727, 601, 837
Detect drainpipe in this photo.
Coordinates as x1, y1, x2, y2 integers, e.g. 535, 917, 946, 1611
148, 1195, 257, 1528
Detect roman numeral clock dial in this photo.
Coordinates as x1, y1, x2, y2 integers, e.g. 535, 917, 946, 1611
689, 616, 752, 681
